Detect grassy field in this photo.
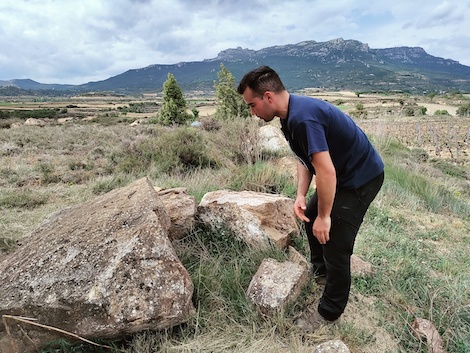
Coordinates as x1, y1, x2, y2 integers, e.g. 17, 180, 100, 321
0, 92, 469, 353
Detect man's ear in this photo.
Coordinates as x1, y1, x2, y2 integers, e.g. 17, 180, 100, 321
264, 91, 273, 102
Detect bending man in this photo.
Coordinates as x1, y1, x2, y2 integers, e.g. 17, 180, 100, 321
237, 66, 384, 327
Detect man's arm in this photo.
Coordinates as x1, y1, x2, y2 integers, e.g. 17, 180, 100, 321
311, 151, 337, 244
293, 161, 313, 222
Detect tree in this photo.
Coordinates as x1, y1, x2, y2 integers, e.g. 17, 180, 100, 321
427, 92, 437, 102
214, 64, 250, 120
456, 102, 470, 117
159, 73, 190, 125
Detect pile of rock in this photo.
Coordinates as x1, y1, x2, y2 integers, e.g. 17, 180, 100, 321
0, 177, 376, 352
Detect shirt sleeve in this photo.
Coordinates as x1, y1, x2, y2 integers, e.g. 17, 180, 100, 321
293, 120, 329, 157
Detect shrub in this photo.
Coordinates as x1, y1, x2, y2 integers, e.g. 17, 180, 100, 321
0, 120, 12, 129
431, 159, 468, 180
229, 161, 296, 197
0, 189, 48, 208
0, 235, 16, 252
404, 107, 415, 116
11, 109, 60, 120
155, 128, 213, 172
418, 106, 427, 115
410, 148, 429, 162
350, 109, 368, 118
456, 102, 470, 117
36, 162, 60, 184
115, 127, 214, 175
91, 114, 136, 126
191, 108, 199, 120
210, 118, 262, 166
200, 116, 221, 131
91, 174, 133, 195
434, 110, 449, 116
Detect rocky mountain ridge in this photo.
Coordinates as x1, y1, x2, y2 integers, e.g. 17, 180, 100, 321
2, 38, 469, 95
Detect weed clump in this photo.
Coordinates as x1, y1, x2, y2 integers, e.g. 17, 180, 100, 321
114, 127, 215, 175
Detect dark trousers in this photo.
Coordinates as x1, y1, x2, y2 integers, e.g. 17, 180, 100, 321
304, 172, 384, 321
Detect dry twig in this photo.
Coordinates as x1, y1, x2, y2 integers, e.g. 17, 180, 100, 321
2, 315, 125, 352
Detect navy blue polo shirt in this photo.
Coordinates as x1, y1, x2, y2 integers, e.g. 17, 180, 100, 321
280, 94, 384, 189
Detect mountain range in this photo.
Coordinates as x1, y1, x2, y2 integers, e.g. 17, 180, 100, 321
2, 38, 470, 95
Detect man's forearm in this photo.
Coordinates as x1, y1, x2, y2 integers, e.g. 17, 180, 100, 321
310, 151, 337, 218
296, 161, 313, 197
315, 170, 336, 218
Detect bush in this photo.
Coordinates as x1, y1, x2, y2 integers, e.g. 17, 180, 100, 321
10, 108, 60, 120
431, 159, 469, 180
0, 189, 48, 208
91, 174, 133, 195
200, 116, 221, 131
36, 162, 60, 184
211, 118, 262, 166
350, 109, 368, 118
456, 102, 470, 117
404, 107, 415, 116
115, 127, 214, 175
229, 161, 296, 197
410, 148, 429, 162
418, 106, 427, 115
0, 120, 12, 129
434, 110, 449, 116
0, 235, 16, 252
91, 115, 136, 126
155, 128, 214, 172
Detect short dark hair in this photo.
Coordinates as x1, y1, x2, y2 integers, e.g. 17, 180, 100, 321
237, 66, 286, 97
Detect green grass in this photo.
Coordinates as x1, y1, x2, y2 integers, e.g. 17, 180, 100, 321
351, 139, 470, 352
384, 162, 468, 215
355, 204, 470, 352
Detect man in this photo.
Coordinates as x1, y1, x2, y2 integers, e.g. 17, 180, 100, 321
237, 66, 384, 329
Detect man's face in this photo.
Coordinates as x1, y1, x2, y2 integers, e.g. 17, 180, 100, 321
242, 87, 275, 122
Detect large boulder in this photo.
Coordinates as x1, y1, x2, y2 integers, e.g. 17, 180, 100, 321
197, 190, 299, 249
259, 125, 289, 152
24, 118, 46, 127
0, 177, 194, 352
156, 187, 197, 240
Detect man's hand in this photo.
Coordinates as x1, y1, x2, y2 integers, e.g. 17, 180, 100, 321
313, 216, 331, 244
294, 195, 310, 222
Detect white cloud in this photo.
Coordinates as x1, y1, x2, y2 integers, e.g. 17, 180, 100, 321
0, 0, 468, 84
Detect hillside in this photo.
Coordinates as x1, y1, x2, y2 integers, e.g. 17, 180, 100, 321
2, 38, 470, 95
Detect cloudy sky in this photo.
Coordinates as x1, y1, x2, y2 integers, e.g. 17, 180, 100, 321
1, 0, 469, 85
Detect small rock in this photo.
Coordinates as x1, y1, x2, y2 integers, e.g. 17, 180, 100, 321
313, 340, 350, 353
